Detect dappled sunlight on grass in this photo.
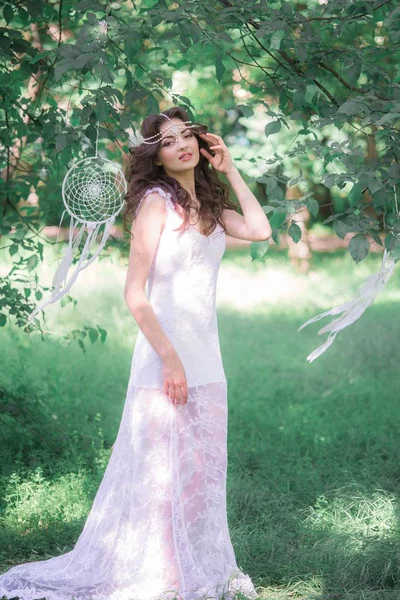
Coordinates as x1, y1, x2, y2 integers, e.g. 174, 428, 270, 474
304, 488, 397, 543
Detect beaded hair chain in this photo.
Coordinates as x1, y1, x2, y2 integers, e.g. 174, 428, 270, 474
141, 114, 198, 145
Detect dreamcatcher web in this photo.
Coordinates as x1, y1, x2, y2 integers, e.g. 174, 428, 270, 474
26, 124, 127, 324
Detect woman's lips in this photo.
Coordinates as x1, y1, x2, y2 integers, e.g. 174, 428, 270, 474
179, 153, 193, 161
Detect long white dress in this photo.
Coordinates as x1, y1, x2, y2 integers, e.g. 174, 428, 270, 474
0, 187, 259, 600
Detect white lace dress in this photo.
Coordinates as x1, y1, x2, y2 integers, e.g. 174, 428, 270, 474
0, 187, 259, 600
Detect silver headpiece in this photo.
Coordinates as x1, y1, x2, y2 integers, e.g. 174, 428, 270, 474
141, 113, 197, 145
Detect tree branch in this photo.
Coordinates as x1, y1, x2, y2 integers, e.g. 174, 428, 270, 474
318, 61, 391, 101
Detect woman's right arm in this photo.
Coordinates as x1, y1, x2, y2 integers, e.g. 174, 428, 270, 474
124, 192, 188, 406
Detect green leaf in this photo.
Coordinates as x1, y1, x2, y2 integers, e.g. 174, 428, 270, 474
305, 85, 319, 104
365, 176, 382, 194
375, 113, 400, 126
26, 255, 39, 271
385, 233, 396, 252
74, 54, 91, 69
250, 240, 269, 261
372, 190, 386, 208
55, 134, 68, 153
348, 183, 362, 206
0, 314, 7, 327
388, 163, 400, 179
349, 234, 369, 264
215, 54, 225, 83
146, 94, 159, 115
30, 50, 53, 65
288, 222, 302, 243
369, 230, 383, 247
9, 244, 18, 256
270, 30, 285, 50
3, 4, 13, 24
338, 100, 367, 116
343, 60, 361, 86
295, 44, 307, 62
87, 12, 98, 25
307, 198, 319, 217
94, 97, 109, 121
88, 327, 99, 343
54, 60, 74, 80
237, 104, 254, 118
332, 219, 349, 239
265, 120, 281, 137
390, 244, 400, 261
262, 205, 274, 214
265, 177, 277, 196
119, 115, 131, 129
97, 326, 107, 343
323, 174, 337, 189
269, 211, 286, 229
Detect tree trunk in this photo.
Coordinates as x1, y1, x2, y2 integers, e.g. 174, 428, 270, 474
286, 184, 312, 273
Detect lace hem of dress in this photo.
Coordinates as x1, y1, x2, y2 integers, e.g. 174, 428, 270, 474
0, 567, 259, 600
0, 381, 255, 600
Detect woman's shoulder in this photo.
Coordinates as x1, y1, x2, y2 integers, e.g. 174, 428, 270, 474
135, 186, 175, 218
143, 186, 177, 209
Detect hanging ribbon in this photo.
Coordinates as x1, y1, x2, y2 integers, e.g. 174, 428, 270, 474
26, 216, 116, 324
298, 248, 396, 362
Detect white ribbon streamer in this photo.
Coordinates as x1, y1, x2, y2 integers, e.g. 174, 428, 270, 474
298, 249, 396, 362
26, 216, 116, 324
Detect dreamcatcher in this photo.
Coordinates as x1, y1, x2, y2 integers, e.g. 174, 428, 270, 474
26, 122, 127, 324
26, 21, 127, 325
298, 185, 399, 362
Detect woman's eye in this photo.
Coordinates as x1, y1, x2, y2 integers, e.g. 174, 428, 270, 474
162, 133, 193, 147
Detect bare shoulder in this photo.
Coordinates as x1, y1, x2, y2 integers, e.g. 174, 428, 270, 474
136, 191, 167, 216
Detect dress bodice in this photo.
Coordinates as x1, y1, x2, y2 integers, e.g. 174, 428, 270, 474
129, 186, 227, 389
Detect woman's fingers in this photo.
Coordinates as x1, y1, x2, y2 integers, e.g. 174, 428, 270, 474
167, 382, 175, 404
200, 148, 214, 161
173, 383, 180, 405
175, 384, 188, 406
200, 133, 225, 146
164, 381, 188, 406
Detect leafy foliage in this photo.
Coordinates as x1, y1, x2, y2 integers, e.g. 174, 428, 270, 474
1, 0, 400, 335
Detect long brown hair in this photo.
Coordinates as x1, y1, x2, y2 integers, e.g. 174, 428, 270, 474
123, 106, 239, 238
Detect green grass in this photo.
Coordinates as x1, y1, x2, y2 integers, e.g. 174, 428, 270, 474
1, 242, 400, 599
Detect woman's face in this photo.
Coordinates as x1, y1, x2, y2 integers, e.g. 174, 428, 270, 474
155, 118, 199, 173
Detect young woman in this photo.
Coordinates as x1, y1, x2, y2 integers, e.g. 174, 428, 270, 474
0, 106, 271, 600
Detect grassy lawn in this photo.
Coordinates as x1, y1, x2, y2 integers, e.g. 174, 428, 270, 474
1, 241, 400, 599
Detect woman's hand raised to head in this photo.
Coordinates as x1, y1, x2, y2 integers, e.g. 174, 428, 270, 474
199, 132, 235, 175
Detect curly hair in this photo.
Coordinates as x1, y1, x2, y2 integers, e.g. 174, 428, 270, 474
123, 106, 239, 238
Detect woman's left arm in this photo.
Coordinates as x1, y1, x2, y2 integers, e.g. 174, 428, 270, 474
223, 167, 272, 241
199, 132, 271, 242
